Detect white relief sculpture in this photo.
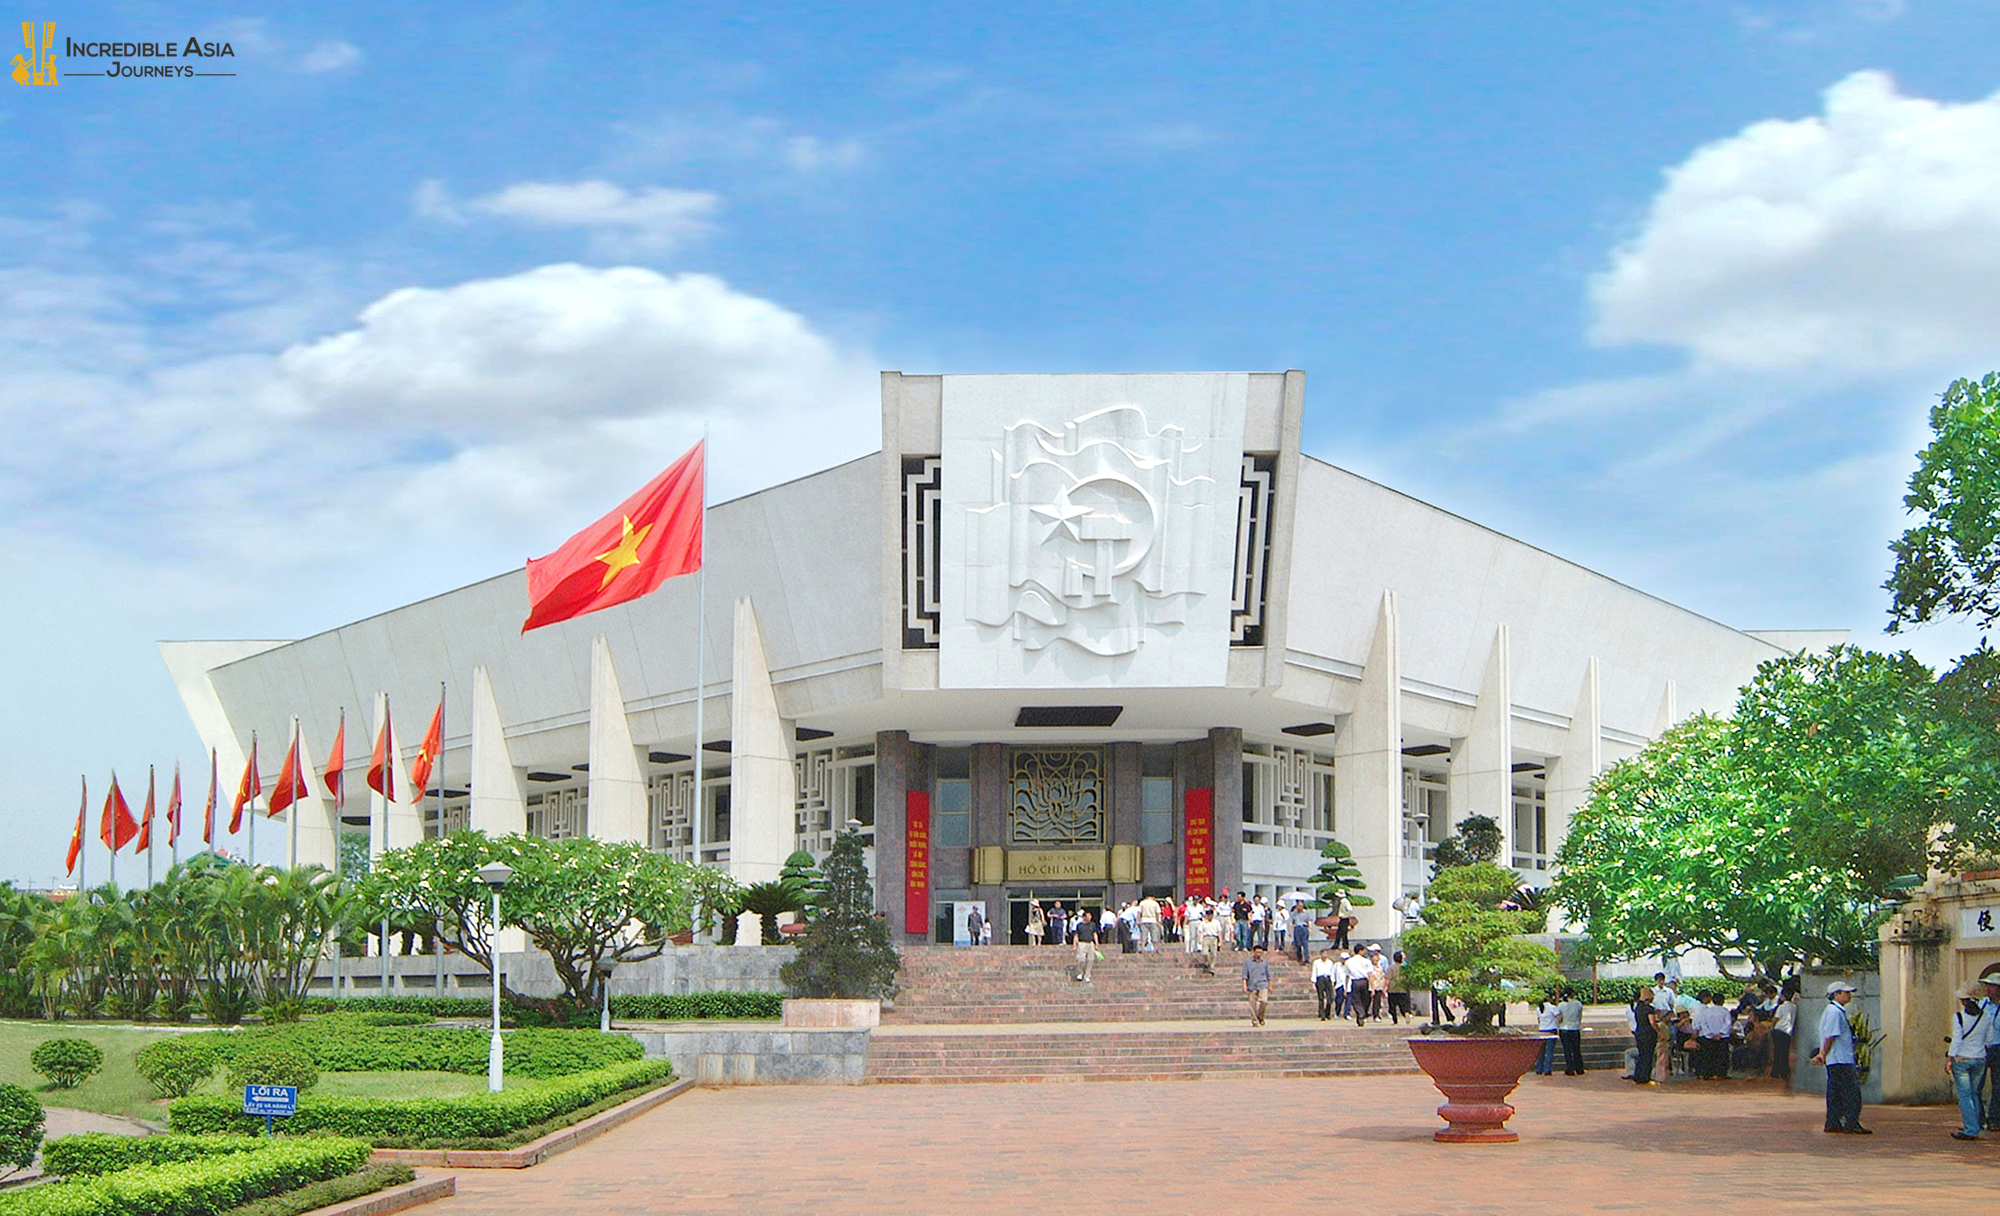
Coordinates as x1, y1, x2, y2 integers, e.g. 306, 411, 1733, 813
968, 405, 1219, 658
941, 373, 1248, 687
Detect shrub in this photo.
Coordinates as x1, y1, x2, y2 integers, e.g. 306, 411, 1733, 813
301, 996, 489, 1018
43, 1132, 264, 1178
222, 1161, 414, 1216
357, 1011, 433, 1027
227, 1047, 320, 1093
0, 1137, 370, 1216
191, 1021, 640, 1080
170, 1059, 673, 1141
611, 992, 784, 1020
0, 1084, 42, 1177
30, 1038, 104, 1089
134, 1037, 218, 1099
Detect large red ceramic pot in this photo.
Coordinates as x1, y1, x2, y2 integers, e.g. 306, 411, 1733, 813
1406, 1034, 1551, 1143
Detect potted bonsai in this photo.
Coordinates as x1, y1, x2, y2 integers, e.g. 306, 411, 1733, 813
1399, 860, 1561, 1142
777, 827, 900, 1027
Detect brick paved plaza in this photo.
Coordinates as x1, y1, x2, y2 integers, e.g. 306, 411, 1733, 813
424, 1070, 1996, 1214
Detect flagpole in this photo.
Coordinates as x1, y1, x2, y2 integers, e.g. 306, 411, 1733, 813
108, 771, 118, 893
171, 763, 181, 870
77, 776, 86, 894
146, 765, 155, 888
248, 732, 257, 868
435, 681, 446, 994
288, 718, 299, 871
381, 697, 392, 997
693, 424, 708, 929
332, 707, 343, 996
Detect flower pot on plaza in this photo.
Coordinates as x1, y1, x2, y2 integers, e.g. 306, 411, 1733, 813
1406, 1033, 1550, 1143
782, 998, 881, 1028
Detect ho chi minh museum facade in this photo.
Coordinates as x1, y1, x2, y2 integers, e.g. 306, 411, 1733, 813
163, 372, 1841, 944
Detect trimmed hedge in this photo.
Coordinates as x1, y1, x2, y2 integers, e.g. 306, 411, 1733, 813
216, 1161, 413, 1216
135, 1038, 219, 1099
31, 1038, 105, 1089
301, 996, 489, 1018
0, 1137, 370, 1216
356, 1012, 433, 1027
43, 1133, 266, 1179
0, 1084, 42, 1175
190, 1022, 641, 1079
611, 992, 784, 1020
227, 1048, 320, 1093
169, 1059, 673, 1141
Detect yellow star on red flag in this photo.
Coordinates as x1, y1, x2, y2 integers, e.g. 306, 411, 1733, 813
594, 515, 653, 588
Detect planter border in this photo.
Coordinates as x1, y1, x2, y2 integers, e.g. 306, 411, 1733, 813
371, 1078, 692, 1169
300, 1174, 456, 1216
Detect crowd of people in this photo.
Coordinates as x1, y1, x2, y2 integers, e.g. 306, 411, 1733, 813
1017, 890, 1333, 966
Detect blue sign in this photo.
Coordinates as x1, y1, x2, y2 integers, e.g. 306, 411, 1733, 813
242, 1085, 297, 1117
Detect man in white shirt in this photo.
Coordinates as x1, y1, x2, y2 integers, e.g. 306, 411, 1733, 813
1138, 895, 1161, 953
1311, 949, 1338, 1020
1948, 978, 1997, 1139
1556, 989, 1586, 1075
1811, 980, 1867, 1134
1345, 948, 1375, 1027
1691, 992, 1733, 1079
1769, 988, 1798, 1083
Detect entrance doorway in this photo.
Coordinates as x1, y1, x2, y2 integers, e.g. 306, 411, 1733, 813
1007, 887, 1107, 946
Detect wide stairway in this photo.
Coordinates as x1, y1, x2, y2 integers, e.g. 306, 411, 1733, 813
866, 945, 1631, 1083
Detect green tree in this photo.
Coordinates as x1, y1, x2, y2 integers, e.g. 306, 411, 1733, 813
780, 828, 900, 1000
1308, 839, 1373, 907
737, 882, 806, 945
1431, 814, 1502, 874
1887, 372, 2000, 634
1400, 862, 1559, 1034
780, 850, 826, 913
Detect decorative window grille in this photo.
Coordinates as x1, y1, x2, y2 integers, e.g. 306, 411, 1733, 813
1401, 767, 1447, 861
1231, 454, 1275, 646
902, 456, 942, 649
650, 769, 696, 860
794, 747, 876, 856
424, 803, 470, 839
1008, 747, 1104, 846
527, 786, 588, 840
1242, 743, 1334, 850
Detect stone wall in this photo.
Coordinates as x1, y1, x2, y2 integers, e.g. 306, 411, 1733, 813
624, 1026, 869, 1084
311, 943, 795, 998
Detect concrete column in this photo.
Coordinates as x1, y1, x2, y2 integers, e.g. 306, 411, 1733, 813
874, 731, 912, 931
1108, 741, 1143, 904
587, 637, 648, 845
1546, 657, 1602, 872
1653, 679, 1679, 738
1174, 736, 1212, 897
970, 744, 1007, 915
1336, 591, 1402, 940
1209, 727, 1244, 900
729, 598, 794, 884
291, 725, 339, 869
469, 666, 527, 837
1449, 625, 1514, 863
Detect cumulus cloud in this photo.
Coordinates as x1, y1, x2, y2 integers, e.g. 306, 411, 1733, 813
417, 180, 720, 256
1589, 71, 2000, 373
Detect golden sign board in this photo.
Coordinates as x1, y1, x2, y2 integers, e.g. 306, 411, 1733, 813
1005, 849, 1109, 882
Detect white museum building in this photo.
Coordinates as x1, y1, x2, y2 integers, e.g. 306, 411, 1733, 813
163, 372, 1841, 944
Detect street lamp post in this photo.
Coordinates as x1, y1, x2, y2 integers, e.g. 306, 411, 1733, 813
599, 962, 616, 1033
477, 861, 514, 1093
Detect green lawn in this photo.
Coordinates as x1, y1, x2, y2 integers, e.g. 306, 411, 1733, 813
0, 1021, 498, 1123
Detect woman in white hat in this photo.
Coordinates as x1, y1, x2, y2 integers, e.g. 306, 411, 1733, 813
1949, 977, 1999, 1140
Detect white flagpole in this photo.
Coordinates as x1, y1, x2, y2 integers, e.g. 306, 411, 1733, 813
248, 732, 257, 867
77, 776, 86, 894
693, 425, 708, 912
435, 681, 446, 993
381, 697, 392, 996
171, 762, 181, 870
146, 765, 155, 888
332, 708, 343, 995
108, 770, 117, 892
288, 718, 300, 871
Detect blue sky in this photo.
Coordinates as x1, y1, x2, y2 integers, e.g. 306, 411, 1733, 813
6, 1, 2000, 884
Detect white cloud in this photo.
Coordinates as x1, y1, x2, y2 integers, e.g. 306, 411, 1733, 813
783, 135, 867, 172
462, 180, 720, 256
611, 113, 871, 176
299, 41, 360, 73
1589, 71, 2000, 373
411, 178, 462, 224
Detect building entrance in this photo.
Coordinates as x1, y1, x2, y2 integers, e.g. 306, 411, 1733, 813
1008, 887, 1107, 946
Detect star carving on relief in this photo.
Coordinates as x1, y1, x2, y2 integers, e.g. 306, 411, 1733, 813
1031, 486, 1092, 543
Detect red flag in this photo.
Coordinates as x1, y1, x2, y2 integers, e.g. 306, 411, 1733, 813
100, 775, 139, 852
522, 440, 703, 631
409, 700, 443, 799
135, 768, 155, 853
203, 748, 217, 845
65, 778, 85, 875
268, 730, 304, 817
230, 738, 259, 834
323, 716, 345, 803
367, 707, 397, 801
166, 764, 182, 845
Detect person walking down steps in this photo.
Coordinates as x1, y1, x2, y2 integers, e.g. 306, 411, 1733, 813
1072, 908, 1099, 982
1243, 945, 1273, 1027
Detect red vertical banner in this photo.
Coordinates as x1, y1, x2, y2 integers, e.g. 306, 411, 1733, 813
904, 790, 931, 935
1183, 787, 1213, 898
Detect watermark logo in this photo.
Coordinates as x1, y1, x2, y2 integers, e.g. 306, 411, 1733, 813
12, 20, 55, 85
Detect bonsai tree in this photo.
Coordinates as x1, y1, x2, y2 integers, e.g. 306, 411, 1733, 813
780, 850, 827, 915
1431, 814, 1502, 874
1309, 839, 1375, 908
780, 828, 901, 1000
1400, 861, 1560, 1034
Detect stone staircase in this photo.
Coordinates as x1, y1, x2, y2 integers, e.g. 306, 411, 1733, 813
885, 944, 1322, 1024
867, 946, 1632, 1082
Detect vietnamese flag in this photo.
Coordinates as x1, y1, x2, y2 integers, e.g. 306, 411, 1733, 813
230, 737, 259, 834
268, 730, 304, 818
100, 774, 139, 852
322, 715, 345, 804
366, 706, 396, 801
522, 440, 703, 631
165, 763, 182, 846
409, 700, 443, 799
203, 748, 217, 845
135, 767, 155, 853
65, 777, 86, 875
